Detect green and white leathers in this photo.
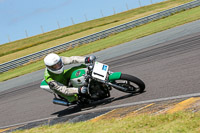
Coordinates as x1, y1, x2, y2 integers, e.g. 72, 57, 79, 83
44, 55, 86, 102
41, 54, 146, 106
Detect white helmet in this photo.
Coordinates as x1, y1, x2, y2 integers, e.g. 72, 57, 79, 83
44, 53, 64, 74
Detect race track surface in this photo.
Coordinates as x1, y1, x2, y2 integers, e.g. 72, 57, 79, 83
0, 31, 200, 127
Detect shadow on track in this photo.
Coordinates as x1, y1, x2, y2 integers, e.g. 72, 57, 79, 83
52, 91, 145, 117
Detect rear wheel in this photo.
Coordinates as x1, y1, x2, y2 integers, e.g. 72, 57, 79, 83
113, 74, 145, 93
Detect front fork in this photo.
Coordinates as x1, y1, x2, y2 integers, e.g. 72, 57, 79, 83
98, 79, 128, 92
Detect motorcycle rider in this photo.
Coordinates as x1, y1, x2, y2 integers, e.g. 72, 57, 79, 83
43, 53, 96, 101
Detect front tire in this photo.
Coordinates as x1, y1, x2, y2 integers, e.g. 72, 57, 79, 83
113, 74, 145, 93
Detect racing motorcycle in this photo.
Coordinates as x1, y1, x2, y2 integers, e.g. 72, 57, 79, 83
40, 60, 145, 106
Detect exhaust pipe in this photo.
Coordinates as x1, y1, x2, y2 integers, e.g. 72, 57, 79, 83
53, 98, 70, 106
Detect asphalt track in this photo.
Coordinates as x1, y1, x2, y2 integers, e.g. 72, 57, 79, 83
0, 21, 200, 128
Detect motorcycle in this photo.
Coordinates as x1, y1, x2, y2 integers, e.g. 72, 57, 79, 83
40, 60, 145, 106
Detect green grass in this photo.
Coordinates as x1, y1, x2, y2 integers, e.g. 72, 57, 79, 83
0, 0, 193, 64
13, 111, 200, 133
0, 6, 200, 82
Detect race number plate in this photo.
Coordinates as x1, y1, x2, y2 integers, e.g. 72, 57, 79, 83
92, 61, 109, 80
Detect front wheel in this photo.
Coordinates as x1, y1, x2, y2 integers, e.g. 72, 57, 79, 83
112, 74, 145, 93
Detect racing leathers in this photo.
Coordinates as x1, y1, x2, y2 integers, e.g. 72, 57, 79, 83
44, 56, 87, 97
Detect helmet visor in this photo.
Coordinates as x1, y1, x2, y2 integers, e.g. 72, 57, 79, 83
47, 59, 63, 71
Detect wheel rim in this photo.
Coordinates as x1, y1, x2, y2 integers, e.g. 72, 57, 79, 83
115, 80, 141, 93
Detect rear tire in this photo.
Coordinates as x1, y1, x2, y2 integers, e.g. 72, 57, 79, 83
113, 74, 145, 93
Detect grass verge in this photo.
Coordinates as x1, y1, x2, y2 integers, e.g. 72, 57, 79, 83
0, 6, 200, 82
0, 0, 193, 63
13, 111, 200, 133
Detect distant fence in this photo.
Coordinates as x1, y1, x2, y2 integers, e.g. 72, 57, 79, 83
1, 0, 200, 73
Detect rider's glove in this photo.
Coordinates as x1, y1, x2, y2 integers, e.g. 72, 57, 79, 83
85, 55, 96, 64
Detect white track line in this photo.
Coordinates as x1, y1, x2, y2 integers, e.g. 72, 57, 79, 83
79, 93, 200, 114
1, 92, 200, 129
